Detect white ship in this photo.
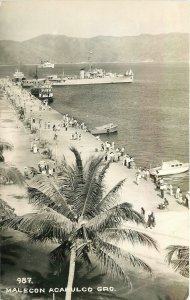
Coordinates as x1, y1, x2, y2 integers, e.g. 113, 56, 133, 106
13, 70, 25, 82
150, 160, 189, 176
46, 68, 134, 86
38, 60, 54, 68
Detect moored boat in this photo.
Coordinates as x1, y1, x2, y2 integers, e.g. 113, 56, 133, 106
13, 70, 25, 83
46, 67, 134, 86
30, 83, 53, 103
91, 123, 118, 135
150, 160, 189, 176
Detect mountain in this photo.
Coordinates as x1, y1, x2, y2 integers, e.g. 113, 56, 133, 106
0, 33, 188, 65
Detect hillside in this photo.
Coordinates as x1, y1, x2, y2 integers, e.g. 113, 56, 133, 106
0, 33, 188, 65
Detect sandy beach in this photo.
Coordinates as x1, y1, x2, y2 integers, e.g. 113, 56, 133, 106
0, 80, 189, 299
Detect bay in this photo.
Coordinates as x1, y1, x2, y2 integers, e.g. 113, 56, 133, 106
0, 62, 189, 191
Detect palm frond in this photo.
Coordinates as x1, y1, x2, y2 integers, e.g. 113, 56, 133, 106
165, 245, 189, 277
29, 175, 75, 219
0, 198, 16, 219
50, 242, 71, 265
70, 147, 84, 182
87, 202, 144, 232
0, 163, 24, 185
98, 178, 126, 211
92, 236, 152, 273
103, 228, 158, 250
71, 155, 104, 217
2, 211, 73, 243
0, 140, 14, 151
92, 246, 132, 287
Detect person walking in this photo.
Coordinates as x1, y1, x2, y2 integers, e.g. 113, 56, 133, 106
169, 184, 174, 196
147, 212, 155, 229
135, 172, 141, 185
160, 183, 167, 199
176, 186, 181, 199
141, 207, 145, 217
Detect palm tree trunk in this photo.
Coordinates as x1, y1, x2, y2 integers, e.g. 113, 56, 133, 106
65, 245, 76, 300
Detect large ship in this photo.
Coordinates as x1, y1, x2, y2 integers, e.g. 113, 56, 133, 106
38, 60, 54, 68
46, 67, 134, 86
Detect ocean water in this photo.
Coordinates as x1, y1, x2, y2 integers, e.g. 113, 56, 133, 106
0, 63, 189, 191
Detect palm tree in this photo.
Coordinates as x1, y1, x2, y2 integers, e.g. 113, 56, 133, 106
165, 245, 189, 278
0, 140, 14, 162
3, 147, 158, 300
0, 140, 24, 185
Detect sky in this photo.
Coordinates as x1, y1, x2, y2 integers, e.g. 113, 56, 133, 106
0, 0, 189, 41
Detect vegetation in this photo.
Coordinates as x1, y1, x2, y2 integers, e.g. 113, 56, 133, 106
0, 140, 24, 185
0, 140, 14, 162
165, 245, 189, 278
2, 148, 158, 300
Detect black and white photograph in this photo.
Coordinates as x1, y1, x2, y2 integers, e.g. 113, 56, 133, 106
0, 0, 189, 299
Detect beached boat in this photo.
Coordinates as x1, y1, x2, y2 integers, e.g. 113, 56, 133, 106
150, 160, 189, 176
91, 123, 118, 135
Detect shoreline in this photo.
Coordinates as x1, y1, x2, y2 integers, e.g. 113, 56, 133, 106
0, 61, 188, 67
0, 79, 189, 298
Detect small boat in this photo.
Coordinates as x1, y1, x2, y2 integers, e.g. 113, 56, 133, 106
22, 78, 46, 88
30, 83, 53, 103
91, 123, 118, 135
150, 160, 189, 176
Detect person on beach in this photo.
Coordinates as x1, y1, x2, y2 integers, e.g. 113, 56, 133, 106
123, 154, 127, 166
176, 187, 181, 199
53, 124, 56, 131
145, 169, 150, 180
184, 192, 189, 208
147, 212, 155, 229
160, 184, 165, 199
53, 133, 58, 141
24, 167, 29, 179
141, 207, 145, 217
47, 121, 51, 129
154, 172, 159, 184
33, 143, 38, 154
121, 147, 125, 156
135, 172, 141, 185
164, 198, 169, 208
109, 152, 114, 163
178, 192, 183, 204
169, 184, 174, 196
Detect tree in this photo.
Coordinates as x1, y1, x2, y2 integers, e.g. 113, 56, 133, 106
0, 140, 14, 162
3, 147, 158, 300
0, 140, 24, 185
165, 245, 189, 278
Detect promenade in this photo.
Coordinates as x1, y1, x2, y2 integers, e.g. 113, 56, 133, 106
0, 80, 189, 299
